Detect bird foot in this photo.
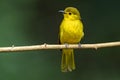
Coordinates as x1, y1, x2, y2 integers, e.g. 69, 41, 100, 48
78, 43, 82, 48
64, 43, 69, 48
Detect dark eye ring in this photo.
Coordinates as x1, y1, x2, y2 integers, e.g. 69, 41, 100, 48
69, 13, 71, 15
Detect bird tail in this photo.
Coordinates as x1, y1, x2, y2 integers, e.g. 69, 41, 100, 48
61, 49, 75, 72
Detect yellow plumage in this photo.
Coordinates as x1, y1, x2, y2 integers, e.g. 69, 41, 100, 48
59, 7, 84, 72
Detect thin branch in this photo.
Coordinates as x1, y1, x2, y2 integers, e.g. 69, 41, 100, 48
0, 41, 120, 53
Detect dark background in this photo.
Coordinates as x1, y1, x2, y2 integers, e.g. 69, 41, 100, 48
0, 0, 120, 80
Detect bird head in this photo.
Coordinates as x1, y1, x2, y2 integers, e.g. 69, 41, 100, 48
59, 7, 81, 20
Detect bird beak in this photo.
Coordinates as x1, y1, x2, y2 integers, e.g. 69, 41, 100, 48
58, 10, 64, 13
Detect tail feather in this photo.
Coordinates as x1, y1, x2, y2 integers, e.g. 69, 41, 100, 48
61, 49, 75, 72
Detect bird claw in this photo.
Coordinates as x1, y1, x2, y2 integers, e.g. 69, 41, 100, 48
78, 43, 81, 48
64, 43, 69, 48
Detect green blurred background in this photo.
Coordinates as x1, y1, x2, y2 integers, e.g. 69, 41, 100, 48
0, 0, 120, 80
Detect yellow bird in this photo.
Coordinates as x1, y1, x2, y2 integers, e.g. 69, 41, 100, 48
59, 7, 84, 72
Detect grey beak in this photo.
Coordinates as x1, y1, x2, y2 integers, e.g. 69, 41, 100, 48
58, 10, 64, 13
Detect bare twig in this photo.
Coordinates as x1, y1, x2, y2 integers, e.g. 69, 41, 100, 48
0, 41, 119, 53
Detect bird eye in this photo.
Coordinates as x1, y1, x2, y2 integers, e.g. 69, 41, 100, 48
69, 12, 72, 15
